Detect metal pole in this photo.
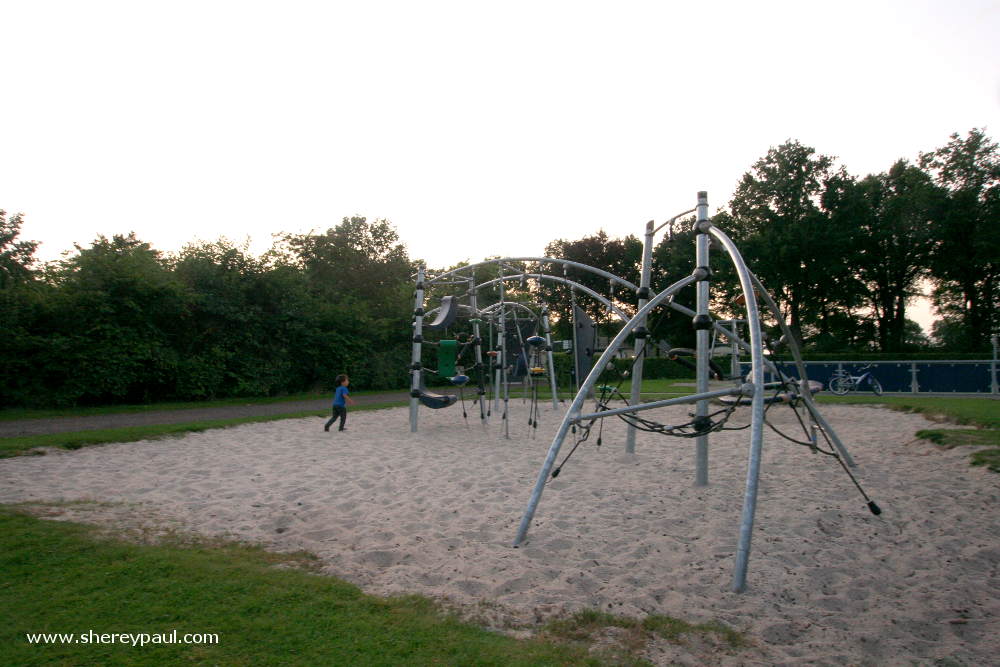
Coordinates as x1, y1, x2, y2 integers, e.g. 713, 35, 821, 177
703, 223, 767, 594
694, 192, 711, 486
726, 319, 746, 382
991, 335, 998, 395
570, 282, 581, 395
626, 220, 655, 454
514, 273, 699, 547
498, 279, 510, 439
409, 266, 426, 432
749, 273, 857, 468
577, 385, 752, 421
494, 291, 504, 415
469, 277, 487, 421
541, 306, 559, 409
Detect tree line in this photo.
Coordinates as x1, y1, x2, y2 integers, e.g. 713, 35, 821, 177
1, 129, 996, 408
0, 218, 413, 407
533, 129, 997, 354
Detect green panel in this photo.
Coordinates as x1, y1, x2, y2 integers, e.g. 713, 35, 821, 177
438, 339, 457, 377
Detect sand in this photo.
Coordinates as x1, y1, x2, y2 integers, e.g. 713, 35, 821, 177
2, 400, 998, 665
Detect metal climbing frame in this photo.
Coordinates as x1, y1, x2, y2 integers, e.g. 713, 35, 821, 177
512, 191, 859, 593
409, 258, 639, 434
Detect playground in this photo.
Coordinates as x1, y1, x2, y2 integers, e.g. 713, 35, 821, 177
2, 399, 998, 664
3, 188, 998, 663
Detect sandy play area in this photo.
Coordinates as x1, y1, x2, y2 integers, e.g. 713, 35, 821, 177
2, 400, 998, 665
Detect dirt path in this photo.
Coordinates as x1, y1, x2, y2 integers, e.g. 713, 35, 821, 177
0, 392, 410, 438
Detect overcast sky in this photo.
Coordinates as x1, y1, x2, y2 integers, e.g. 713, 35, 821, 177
2, 1, 998, 329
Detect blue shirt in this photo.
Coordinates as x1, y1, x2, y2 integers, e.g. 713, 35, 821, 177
333, 386, 350, 407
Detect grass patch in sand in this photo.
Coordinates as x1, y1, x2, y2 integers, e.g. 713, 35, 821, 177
819, 395, 1000, 473
969, 448, 1000, 472
915, 428, 1000, 473
541, 609, 746, 664
0, 402, 405, 458
819, 395, 999, 474
0, 507, 596, 666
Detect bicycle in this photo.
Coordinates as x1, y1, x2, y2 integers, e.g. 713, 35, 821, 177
828, 364, 883, 396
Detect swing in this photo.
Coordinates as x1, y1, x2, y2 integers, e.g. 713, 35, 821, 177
667, 347, 726, 381
414, 381, 458, 409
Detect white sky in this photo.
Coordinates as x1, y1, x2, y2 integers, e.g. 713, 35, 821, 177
3, 1, 998, 330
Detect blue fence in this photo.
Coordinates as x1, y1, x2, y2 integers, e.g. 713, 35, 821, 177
738, 359, 999, 395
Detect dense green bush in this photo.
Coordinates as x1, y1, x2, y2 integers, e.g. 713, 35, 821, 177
0, 221, 417, 408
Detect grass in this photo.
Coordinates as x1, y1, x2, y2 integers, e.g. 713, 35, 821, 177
541, 609, 746, 664
817, 395, 1000, 474
0, 507, 599, 666
504, 378, 691, 401
0, 380, 691, 424
0, 402, 406, 459
815, 395, 999, 429
914, 428, 1000, 472
0, 388, 406, 422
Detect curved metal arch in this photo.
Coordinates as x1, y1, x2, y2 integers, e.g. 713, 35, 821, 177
478, 300, 540, 320
513, 221, 770, 595
423, 274, 637, 324
423, 300, 540, 322
426, 257, 640, 293
474, 274, 633, 322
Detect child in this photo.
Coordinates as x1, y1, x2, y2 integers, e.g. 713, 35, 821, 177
324, 374, 356, 432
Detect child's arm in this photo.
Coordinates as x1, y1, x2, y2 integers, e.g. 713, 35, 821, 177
346, 391, 356, 405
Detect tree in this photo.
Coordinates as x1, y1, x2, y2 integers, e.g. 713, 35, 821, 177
537, 230, 642, 337
648, 216, 704, 349
0, 210, 39, 288
724, 140, 864, 346
831, 161, 944, 351
919, 129, 1000, 351
276, 217, 415, 388
170, 238, 294, 398
278, 216, 413, 309
42, 233, 187, 404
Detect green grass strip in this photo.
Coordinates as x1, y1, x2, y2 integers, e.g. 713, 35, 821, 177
816, 395, 1000, 429
0, 380, 696, 423
0, 389, 406, 422
0, 402, 406, 459
0, 508, 593, 666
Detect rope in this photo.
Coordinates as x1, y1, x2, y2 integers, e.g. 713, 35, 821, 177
549, 419, 597, 481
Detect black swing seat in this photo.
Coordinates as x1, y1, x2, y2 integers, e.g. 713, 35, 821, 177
667, 348, 726, 381
415, 379, 458, 409
418, 391, 458, 409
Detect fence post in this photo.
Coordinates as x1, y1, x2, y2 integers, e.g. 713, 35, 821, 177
910, 362, 919, 394
991, 335, 998, 395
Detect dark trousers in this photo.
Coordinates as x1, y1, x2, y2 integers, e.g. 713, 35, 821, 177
325, 405, 347, 431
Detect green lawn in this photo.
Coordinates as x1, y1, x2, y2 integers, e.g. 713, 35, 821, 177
0, 508, 595, 666
815, 394, 1000, 428
0, 508, 744, 665
0, 402, 407, 459
0, 389, 405, 422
